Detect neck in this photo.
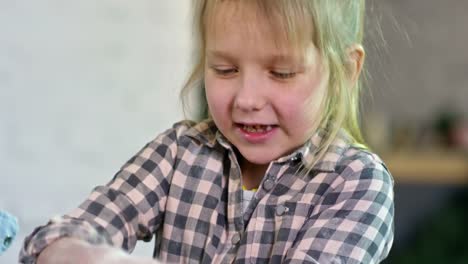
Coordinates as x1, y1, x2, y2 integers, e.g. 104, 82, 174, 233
239, 157, 269, 190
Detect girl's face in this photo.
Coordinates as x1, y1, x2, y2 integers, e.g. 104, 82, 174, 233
204, 5, 329, 168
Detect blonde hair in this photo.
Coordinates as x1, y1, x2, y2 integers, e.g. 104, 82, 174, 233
180, 0, 367, 167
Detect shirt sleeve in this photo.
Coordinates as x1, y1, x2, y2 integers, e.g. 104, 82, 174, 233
19, 125, 181, 264
283, 159, 394, 264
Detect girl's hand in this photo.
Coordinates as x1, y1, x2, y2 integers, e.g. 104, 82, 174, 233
37, 237, 160, 264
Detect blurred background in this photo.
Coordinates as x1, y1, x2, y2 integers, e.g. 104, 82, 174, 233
0, 1, 467, 263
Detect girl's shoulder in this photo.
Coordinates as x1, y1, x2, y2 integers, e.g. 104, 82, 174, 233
334, 144, 393, 185
172, 119, 216, 135
151, 119, 219, 149
340, 145, 387, 169
311, 129, 392, 185
300, 129, 394, 188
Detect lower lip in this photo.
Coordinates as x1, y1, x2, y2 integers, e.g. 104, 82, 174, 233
236, 125, 277, 143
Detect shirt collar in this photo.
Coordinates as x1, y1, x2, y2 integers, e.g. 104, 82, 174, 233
184, 119, 351, 172
182, 119, 219, 147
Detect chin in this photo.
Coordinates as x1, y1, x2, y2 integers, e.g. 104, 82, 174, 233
238, 149, 280, 165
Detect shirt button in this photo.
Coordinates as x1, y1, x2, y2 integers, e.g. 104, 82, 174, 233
231, 233, 241, 245
262, 179, 275, 191
276, 205, 289, 216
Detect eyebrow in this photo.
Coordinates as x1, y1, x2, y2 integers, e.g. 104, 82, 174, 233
206, 50, 236, 61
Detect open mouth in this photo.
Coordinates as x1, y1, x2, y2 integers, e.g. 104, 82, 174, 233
237, 123, 278, 133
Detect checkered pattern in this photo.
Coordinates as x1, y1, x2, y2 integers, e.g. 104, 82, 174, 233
20, 120, 394, 263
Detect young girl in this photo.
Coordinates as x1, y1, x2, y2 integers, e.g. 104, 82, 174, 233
21, 0, 394, 263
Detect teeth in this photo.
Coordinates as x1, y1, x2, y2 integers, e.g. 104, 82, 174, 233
242, 124, 273, 133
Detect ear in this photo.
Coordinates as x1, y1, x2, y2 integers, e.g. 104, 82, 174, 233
346, 44, 365, 85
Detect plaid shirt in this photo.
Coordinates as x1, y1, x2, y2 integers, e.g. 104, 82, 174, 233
20, 120, 394, 264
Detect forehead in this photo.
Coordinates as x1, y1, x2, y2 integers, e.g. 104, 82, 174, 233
203, 1, 315, 55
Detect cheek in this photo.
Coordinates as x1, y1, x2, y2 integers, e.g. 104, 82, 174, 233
204, 75, 231, 119
275, 95, 312, 138
277, 89, 315, 120
204, 73, 217, 101
301, 72, 328, 119
277, 79, 327, 130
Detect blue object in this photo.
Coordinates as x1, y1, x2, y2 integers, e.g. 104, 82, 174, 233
0, 210, 19, 255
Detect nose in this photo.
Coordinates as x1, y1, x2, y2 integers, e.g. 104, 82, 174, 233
233, 72, 266, 111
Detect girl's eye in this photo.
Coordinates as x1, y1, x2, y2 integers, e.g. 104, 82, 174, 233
271, 71, 296, 79
213, 68, 238, 76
